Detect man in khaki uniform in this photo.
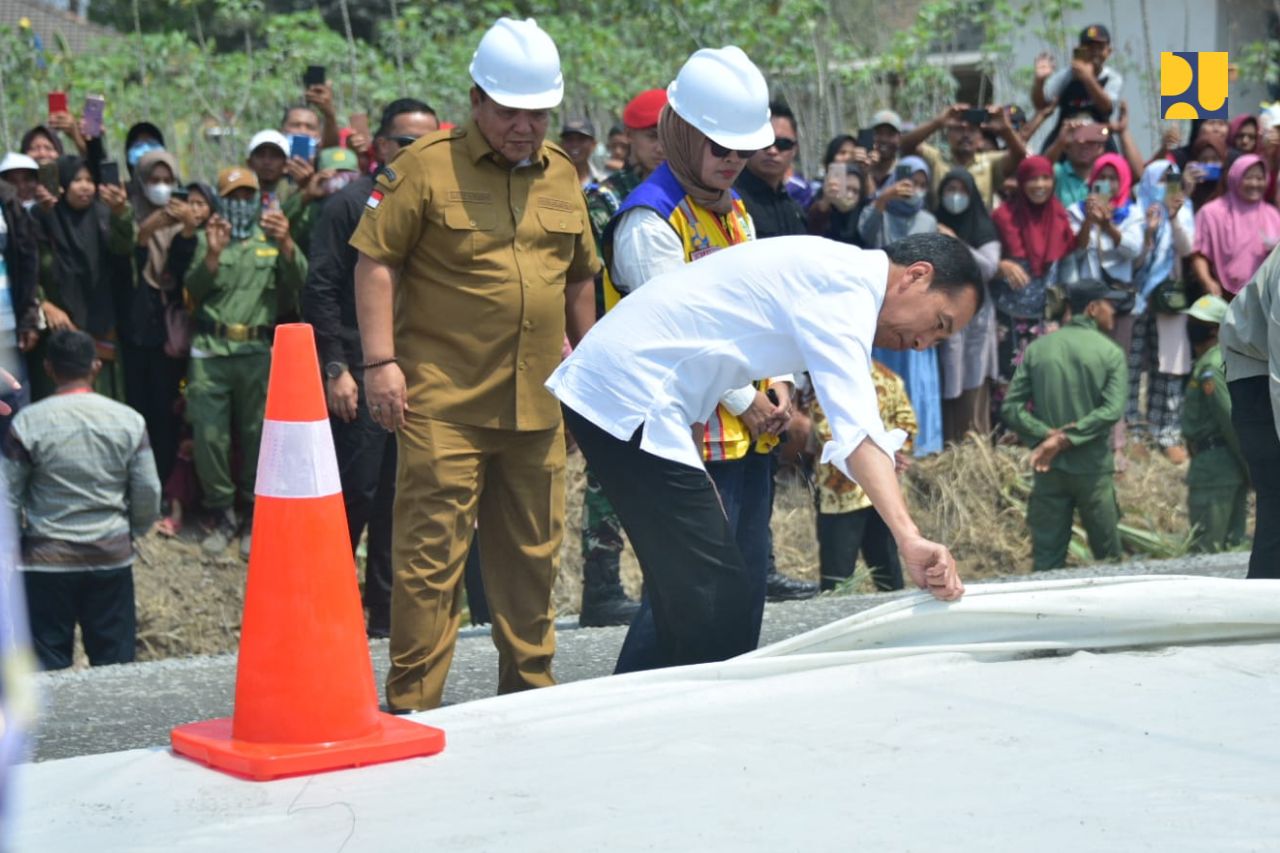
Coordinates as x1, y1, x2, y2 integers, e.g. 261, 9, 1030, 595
350, 18, 599, 711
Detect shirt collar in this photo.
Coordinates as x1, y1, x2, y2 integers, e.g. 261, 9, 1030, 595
462, 118, 550, 170
1068, 315, 1099, 331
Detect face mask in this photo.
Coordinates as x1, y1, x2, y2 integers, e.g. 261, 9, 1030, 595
942, 192, 970, 215
127, 141, 163, 168
323, 173, 357, 196
223, 197, 258, 241
886, 192, 925, 218
144, 182, 173, 207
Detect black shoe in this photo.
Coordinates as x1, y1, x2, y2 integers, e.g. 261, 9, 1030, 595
579, 589, 640, 627
765, 571, 819, 602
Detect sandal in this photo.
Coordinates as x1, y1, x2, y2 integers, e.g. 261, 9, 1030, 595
155, 517, 182, 538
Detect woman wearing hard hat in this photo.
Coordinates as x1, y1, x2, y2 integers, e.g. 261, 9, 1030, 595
596, 46, 790, 673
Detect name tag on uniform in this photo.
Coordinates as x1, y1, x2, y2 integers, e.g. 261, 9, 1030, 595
256, 247, 279, 258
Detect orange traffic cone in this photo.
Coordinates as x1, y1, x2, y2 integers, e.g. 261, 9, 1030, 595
171, 324, 444, 780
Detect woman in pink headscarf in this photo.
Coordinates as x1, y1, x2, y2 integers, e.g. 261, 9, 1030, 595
1067, 151, 1146, 464
1191, 154, 1280, 300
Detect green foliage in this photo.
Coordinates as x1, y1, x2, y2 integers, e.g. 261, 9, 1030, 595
2, 0, 1057, 182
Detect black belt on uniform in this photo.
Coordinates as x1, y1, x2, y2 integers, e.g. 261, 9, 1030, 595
195, 316, 273, 343
1188, 436, 1228, 456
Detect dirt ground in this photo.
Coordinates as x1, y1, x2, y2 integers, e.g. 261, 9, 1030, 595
129, 437, 1225, 662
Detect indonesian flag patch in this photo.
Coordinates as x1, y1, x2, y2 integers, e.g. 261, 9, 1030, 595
366, 190, 383, 210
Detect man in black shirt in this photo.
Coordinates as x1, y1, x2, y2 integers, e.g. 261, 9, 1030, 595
301, 98, 438, 637
735, 101, 808, 239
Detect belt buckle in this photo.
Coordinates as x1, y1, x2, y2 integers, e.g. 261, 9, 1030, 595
226, 323, 250, 342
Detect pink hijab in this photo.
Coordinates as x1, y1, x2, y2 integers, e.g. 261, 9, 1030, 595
1088, 153, 1132, 209
1193, 154, 1280, 294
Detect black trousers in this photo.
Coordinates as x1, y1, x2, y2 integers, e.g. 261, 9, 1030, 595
331, 382, 397, 629
23, 567, 136, 670
123, 344, 186, 485
817, 507, 903, 592
565, 406, 758, 670
1229, 376, 1280, 578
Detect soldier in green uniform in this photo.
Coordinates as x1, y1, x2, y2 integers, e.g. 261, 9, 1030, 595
182, 166, 307, 556
1181, 295, 1249, 552
1001, 279, 1129, 571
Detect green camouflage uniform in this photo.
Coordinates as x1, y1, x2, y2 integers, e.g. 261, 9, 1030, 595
1182, 344, 1249, 551
578, 167, 647, 596
1001, 315, 1128, 571
184, 227, 306, 510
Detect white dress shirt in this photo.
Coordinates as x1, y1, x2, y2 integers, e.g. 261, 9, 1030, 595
1067, 202, 1145, 283
548, 236, 906, 480
610, 206, 762, 415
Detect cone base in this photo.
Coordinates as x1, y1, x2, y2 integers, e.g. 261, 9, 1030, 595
171, 714, 445, 781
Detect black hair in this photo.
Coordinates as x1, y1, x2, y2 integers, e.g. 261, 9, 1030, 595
770, 100, 797, 135
607, 125, 625, 138
125, 121, 166, 152
884, 232, 985, 311
823, 134, 857, 167
46, 329, 97, 379
280, 104, 319, 128
20, 125, 63, 158
376, 98, 437, 137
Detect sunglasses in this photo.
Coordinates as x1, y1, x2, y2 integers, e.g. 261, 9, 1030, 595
708, 140, 759, 159
769, 137, 798, 152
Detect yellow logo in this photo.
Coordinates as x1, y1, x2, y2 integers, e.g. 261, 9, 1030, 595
1161, 52, 1228, 120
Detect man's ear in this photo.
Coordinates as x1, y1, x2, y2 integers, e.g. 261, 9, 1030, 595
907, 260, 933, 289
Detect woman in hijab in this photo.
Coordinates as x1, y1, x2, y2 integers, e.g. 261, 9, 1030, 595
1129, 160, 1196, 460
20, 126, 63, 166
860, 155, 944, 456
990, 155, 1075, 388
1228, 115, 1259, 156
1067, 152, 1145, 461
28, 155, 134, 400
602, 47, 796, 670
1184, 135, 1228, 211
806, 133, 871, 245
126, 153, 196, 485
1192, 153, 1280, 301
934, 167, 1000, 442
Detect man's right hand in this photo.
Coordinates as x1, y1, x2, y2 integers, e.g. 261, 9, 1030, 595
326, 370, 359, 423
42, 301, 75, 331
1034, 52, 1055, 81
365, 362, 408, 431
899, 535, 964, 601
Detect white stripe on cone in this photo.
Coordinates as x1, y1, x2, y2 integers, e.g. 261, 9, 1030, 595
255, 419, 342, 499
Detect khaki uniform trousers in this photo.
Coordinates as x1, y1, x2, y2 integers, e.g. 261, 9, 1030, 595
388, 413, 565, 711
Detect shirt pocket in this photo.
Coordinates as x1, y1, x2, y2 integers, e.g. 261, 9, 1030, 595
535, 206, 583, 284
442, 204, 500, 275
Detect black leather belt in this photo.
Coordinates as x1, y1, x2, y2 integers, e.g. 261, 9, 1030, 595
195, 317, 273, 343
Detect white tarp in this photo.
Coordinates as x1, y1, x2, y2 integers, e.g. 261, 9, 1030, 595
11, 575, 1280, 852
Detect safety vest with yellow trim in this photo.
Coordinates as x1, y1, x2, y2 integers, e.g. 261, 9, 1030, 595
600, 162, 776, 462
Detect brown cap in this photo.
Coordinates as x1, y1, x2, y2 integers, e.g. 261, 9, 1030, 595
217, 166, 259, 197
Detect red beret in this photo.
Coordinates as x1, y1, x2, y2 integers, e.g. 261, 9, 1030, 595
622, 89, 668, 130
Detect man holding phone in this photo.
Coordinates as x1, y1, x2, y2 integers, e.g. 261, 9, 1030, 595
1031, 25, 1123, 151
900, 102, 1028, 209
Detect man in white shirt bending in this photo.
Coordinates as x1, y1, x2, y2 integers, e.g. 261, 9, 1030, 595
547, 232, 981, 671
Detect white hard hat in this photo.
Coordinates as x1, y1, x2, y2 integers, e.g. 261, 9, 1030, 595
469, 18, 564, 110
0, 152, 38, 174
667, 46, 774, 150
247, 129, 288, 158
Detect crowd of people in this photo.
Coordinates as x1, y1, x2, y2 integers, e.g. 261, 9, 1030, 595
2, 17, 1277, 700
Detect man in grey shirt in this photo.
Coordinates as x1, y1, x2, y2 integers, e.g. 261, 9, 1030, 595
6, 330, 160, 669
1220, 244, 1280, 579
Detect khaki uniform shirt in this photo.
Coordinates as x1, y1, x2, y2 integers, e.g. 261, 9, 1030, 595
917, 143, 1007, 210
350, 120, 601, 431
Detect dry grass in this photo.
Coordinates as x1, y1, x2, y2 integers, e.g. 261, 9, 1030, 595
127, 437, 1224, 662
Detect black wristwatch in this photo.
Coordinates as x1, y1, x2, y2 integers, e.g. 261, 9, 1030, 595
324, 361, 348, 380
